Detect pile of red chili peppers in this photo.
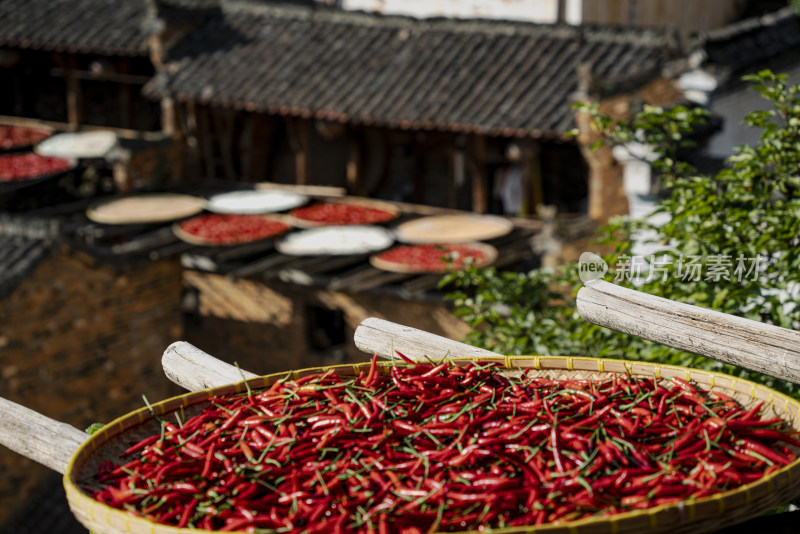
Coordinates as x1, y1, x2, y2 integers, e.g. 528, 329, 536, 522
87, 356, 800, 533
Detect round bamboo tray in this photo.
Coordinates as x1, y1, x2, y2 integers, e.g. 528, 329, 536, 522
64, 356, 800, 534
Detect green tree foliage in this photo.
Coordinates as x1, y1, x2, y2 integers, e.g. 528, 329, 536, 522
442, 71, 800, 397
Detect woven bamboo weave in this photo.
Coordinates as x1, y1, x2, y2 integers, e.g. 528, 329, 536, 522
64, 356, 800, 534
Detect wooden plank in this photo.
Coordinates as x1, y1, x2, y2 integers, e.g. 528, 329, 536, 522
353, 317, 502, 361
576, 279, 800, 384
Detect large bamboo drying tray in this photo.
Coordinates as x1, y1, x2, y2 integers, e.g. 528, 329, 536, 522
64, 354, 800, 534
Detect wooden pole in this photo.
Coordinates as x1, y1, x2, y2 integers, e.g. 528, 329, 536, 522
250, 114, 275, 183
0, 345, 258, 474
184, 100, 203, 180
65, 54, 82, 131
161, 97, 177, 137
346, 129, 364, 195
286, 118, 310, 186
212, 108, 238, 180
469, 134, 488, 213
413, 141, 425, 204
576, 279, 800, 384
196, 104, 217, 179
354, 318, 502, 361
521, 140, 543, 216
240, 113, 255, 182
162, 342, 258, 392
118, 57, 133, 129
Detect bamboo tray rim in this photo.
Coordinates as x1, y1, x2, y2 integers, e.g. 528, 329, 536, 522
64, 355, 800, 534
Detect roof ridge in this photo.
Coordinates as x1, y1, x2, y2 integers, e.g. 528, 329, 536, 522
699, 5, 798, 43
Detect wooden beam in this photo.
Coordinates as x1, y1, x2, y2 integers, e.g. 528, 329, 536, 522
286, 118, 310, 185
468, 134, 488, 213
48, 67, 153, 85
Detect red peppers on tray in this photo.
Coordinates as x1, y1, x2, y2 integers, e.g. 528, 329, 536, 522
289, 203, 396, 225
0, 125, 51, 149
178, 214, 290, 245
0, 152, 72, 182
374, 244, 487, 272
88, 357, 800, 533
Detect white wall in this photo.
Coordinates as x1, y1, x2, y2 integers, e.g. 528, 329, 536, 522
341, 0, 561, 23
340, 0, 744, 31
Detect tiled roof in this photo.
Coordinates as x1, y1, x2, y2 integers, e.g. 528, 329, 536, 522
145, 2, 675, 138
0, 0, 151, 56
693, 6, 800, 74
0, 0, 219, 56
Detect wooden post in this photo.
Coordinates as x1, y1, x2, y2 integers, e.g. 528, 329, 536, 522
468, 134, 488, 213
65, 54, 82, 131
183, 100, 203, 180
520, 140, 544, 216
413, 141, 425, 204
449, 146, 465, 209
118, 57, 133, 129
161, 97, 177, 137
196, 104, 217, 180
240, 114, 255, 182
346, 129, 364, 195
251, 114, 275, 183
286, 118, 310, 186
212, 108, 238, 180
